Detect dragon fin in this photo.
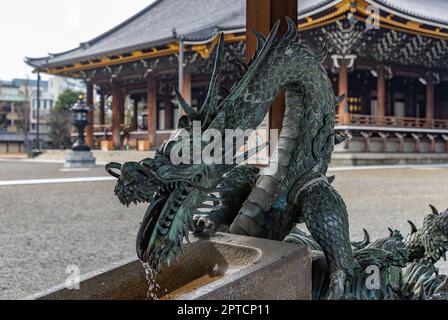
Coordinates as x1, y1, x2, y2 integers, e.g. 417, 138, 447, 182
327, 175, 336, 184
429, 204, 439, 215
361, 229, 371, 247
388, 228, 394, 237
407, 220, 418, 234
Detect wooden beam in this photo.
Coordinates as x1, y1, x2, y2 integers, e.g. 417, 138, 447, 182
246, 0, 297, 131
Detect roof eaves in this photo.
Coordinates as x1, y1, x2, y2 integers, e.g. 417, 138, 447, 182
366, 0, 448, 28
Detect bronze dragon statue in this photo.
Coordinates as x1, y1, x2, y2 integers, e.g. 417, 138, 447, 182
106, 18, 448, 300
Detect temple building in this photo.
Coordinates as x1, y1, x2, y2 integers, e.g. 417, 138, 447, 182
26, 0, 448, 163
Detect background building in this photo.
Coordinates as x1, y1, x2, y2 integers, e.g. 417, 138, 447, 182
25, 0, 448, 163
0, 82, 26, 153
0, 77, 85, 153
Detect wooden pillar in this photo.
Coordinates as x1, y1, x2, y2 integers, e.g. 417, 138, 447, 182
377, 66, 386, 124
179, 71, 191, 118
246, 0, 297, 131
132, 96, 139, 131
99, 93, 105, 126
426, 76, 435, 126
147, 77, 157, 149
86, 83, 94, 148
338, 60, 349, 124
120, 94, 126, 125
111, 80, 122, 150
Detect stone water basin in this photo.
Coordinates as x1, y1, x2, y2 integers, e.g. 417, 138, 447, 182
31, 233, 311, 300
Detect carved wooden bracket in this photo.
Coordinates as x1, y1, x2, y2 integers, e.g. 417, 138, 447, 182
394, 133, 406, 153
427, 134, 437, 153
361, 131, 372, 152
378, 132, 390, 152
411, 133, 422, 153
442, 134, 448, 150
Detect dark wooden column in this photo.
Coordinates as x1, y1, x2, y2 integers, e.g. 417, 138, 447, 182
147, 77, 157, 149
338, 60, 349, 124
246, 0, 297, 131
111, 79, 122, 150
99, 93, 105, 126
165, 90, 174, 129
132, 96, 139, 131
376, 66, 386, 124
426, 75, 435, 126
86, 83, 94, 148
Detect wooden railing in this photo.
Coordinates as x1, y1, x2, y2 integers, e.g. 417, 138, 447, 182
71, 124, 131, 136
335, 114, 448, 129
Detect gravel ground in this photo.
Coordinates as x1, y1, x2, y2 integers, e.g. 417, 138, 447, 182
0, 161, 447, 299
0, 162, 143, 299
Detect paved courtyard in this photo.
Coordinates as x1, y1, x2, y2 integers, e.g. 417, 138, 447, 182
0, 160, 447, 299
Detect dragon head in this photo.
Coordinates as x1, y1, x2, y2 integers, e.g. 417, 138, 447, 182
106, 29, 267, 270
106, 145, 235, 270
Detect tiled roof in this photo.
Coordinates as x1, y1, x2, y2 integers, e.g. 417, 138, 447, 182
26, 0, 448, 69
372, 0, 448, 26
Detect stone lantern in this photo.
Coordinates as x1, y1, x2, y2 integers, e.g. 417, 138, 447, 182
64, 95, 96, 168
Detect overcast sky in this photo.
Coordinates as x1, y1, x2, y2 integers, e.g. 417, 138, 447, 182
0, 0, 154, 81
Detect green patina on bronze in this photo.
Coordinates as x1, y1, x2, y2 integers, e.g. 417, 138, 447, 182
106, 19, 448, 300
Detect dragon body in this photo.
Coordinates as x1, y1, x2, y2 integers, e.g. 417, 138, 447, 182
106, 19, 447, 300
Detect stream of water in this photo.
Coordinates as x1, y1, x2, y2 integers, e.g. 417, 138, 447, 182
142, 262, 160, 300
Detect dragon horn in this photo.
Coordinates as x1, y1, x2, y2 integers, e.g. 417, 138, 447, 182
429, 204, 439, 215
407, 220, 418, 234
285, 16, 298, 39
200, 32, 225, 117
173, 85, 198, 119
